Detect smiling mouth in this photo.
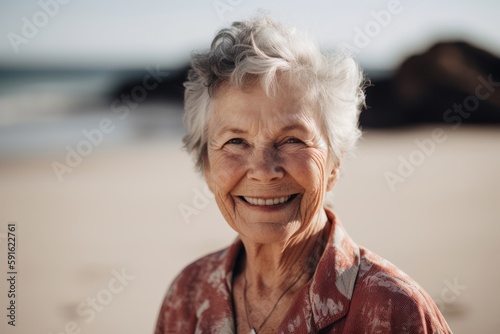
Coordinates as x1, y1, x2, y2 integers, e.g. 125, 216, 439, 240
239, 194, 298, 206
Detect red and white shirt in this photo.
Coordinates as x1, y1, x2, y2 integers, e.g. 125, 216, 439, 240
155, 209, 452, 333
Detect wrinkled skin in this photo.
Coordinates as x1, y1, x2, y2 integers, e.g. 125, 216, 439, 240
204, 83, 338, 250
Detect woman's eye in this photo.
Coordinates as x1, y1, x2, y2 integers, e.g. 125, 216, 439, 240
285, 138, 303, 144
226, 138, 244, 145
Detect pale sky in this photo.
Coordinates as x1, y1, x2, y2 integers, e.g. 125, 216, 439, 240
1, 0, 499, 70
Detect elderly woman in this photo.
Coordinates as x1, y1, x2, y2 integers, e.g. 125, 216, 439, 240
155, 15, 451, 333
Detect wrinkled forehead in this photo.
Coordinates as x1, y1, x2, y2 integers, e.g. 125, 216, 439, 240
214, 72, 320, 104
208, 81, 321, 136
218, 73, 320, 106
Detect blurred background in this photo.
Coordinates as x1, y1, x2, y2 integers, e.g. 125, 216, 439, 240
0, 0, 499, 333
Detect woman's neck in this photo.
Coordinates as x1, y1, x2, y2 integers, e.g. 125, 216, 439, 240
239, 210, 330, 294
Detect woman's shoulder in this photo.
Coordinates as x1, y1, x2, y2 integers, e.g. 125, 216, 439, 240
356, 247, 423, 295
154, 245, 235, 333
168, 245, 232, 294
345, 246, 451, 333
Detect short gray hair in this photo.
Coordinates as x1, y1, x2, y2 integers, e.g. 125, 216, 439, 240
183, 15, 366, 172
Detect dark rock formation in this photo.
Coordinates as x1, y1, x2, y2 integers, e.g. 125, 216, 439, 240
109, 65, 189, 104
109, 41, 500, 128
362, 41, 500, 127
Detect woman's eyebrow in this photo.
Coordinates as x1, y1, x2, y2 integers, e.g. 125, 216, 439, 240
215, 124, 311, 137
280, 124, 311, 133
216, 127, 248, 137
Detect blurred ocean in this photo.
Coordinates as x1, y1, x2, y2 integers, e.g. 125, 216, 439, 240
0, 70, 185, 157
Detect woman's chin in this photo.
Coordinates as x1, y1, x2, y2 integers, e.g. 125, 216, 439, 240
238, 219, 301, 245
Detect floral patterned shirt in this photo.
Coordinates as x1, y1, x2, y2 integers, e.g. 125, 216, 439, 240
155, 209, 452, 333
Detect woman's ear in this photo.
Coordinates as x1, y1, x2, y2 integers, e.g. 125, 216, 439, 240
326, 165, 340, 192
202, 156, 215, 194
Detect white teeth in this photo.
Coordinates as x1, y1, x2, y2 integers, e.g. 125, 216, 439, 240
243, 196, 292, 206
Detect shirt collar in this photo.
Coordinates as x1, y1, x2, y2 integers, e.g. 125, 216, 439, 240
218, 208, 360, 330
309, 208, 360, 329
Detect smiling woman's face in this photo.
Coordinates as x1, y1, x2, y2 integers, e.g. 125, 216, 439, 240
204, 83, 337, 245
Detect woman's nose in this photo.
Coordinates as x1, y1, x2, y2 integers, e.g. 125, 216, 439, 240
246, 147, 284, 182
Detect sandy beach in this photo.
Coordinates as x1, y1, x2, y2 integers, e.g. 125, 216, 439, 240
0, 109, 499, 333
